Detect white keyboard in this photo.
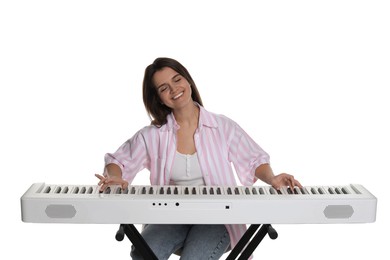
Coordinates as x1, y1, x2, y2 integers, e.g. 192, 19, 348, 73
21, 183, 377, 224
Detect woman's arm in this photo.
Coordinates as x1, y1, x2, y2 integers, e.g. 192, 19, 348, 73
95, 129, 150, 191
95, 163, 128, 191
105, 163, 123, 178
255, 163, 302, 190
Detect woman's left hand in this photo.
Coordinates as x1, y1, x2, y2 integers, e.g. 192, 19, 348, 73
270, 173, 302, 190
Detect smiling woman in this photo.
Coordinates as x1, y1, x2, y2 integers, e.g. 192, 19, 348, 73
142, 58, 203, 127
95, 57, 301, 260
154, 68, 192, 111
154, 67, 200, 155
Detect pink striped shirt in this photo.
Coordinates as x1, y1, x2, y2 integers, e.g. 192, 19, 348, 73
105, 104, 270, 252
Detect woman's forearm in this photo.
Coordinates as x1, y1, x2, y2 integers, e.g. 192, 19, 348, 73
96, 163, 127, 191
105, 163, 123, 178
254, 163, 275, 185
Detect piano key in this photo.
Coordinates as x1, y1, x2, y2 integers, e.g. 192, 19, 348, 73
341, 187, 350, 194
62, 186, 69, 194
300, 187, 308, 194
269, 187, 277, 195
226, 187, 232, 195
258, 187, 265, 195
294, 187, 301, 194
43, 186, 51, 194
103, 187, 110, 194
318, 187, 326, 194
54, 186, 61, 194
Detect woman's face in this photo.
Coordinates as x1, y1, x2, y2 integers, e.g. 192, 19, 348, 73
153, 67, 192, 110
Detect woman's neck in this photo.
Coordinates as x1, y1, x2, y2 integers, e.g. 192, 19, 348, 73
173, 102, 199, 128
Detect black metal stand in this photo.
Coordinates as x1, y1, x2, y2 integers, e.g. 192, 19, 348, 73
115, 223, 277, 260
115, 224, 158, 260
226, 224, 278, 260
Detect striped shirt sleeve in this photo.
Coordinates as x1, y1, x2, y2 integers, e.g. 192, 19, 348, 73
227, 119, 270, 186
104, 128, 150, 182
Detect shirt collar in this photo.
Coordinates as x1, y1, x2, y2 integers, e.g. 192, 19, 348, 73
160, 102, 218, 132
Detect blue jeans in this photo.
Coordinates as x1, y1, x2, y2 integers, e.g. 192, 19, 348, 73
130, 224, 230, 260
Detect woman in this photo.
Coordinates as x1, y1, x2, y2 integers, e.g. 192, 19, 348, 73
95, 57, 302, 259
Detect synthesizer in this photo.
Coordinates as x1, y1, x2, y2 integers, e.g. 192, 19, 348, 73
21, 183, 377, 224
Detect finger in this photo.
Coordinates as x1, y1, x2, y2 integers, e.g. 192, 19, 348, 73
104, 178, 118, 185
96, 175, 106, 186
100, 182, 110, 192
289, 177, 295, 188
95, 174, 105, 181
286, 174, 294, 186
121, 181, 129, 190
280, 173, 292, 186
294, 179, 303, 188
272, 182, 281, 190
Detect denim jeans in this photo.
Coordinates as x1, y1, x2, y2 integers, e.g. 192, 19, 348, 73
130, 224, 230, 260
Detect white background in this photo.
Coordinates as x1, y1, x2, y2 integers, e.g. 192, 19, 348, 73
1, 0, 389, 259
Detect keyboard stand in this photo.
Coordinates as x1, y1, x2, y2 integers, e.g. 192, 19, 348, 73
115, 224, 158, 260
115, 224, 277, 260
226, 224, 278, 260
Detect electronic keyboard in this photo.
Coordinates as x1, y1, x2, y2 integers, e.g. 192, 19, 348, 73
21, 183, 377, 224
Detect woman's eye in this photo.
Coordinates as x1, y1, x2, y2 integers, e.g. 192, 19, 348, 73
174, 77, 182, 82
159, 86, 167, 92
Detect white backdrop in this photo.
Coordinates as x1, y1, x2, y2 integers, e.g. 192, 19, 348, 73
1, 1, 389, 259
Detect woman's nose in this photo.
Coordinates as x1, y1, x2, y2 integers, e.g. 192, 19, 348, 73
169, 84, 178, 92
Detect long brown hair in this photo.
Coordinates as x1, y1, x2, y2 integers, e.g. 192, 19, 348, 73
143, 57, 203, 126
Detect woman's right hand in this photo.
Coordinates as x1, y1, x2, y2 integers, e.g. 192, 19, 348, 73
95, 173, 129, 192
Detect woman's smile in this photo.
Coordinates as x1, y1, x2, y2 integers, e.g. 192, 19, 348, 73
172, 91, 184, 100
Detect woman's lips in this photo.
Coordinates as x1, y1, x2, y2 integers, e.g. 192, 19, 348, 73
172, 92, 184, 100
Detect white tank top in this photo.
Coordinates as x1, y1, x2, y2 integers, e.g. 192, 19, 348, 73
170, 151, 205, 186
